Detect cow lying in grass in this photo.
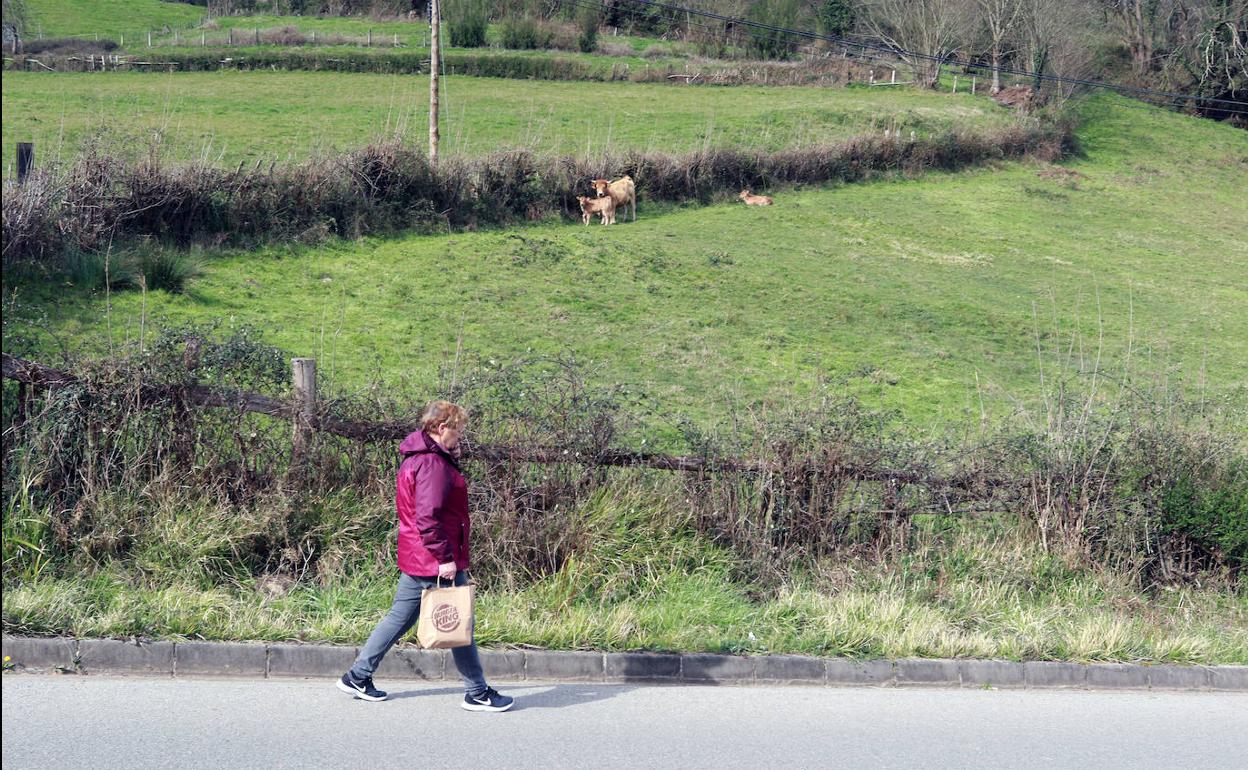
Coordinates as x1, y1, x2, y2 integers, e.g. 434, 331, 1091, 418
591, 175, 636, 222
738, 189, 774, 206
577, 194, 616, 225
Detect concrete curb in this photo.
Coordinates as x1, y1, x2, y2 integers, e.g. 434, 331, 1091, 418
4, 635, 1244, 692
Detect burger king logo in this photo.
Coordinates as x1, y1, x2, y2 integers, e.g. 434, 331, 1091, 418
432, 603, 460, 633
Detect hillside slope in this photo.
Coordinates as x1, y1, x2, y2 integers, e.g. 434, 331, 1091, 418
13, 94, 1246, 432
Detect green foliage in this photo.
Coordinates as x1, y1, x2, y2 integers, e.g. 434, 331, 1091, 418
745, 0, 800, 60
445, 0, 488, 48
136, 246, 203, 293
63, 248, 138, 291
499, 15, 553, 50
3, 487, 1245, 662
1156, 464, 1248, 570
816, 0, 855, 38
577, 6, 599, 54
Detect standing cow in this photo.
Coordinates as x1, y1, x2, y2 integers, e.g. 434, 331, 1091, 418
590, 175, 637, 222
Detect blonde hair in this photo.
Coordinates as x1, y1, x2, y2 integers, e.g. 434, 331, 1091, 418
421, 400, 468, 432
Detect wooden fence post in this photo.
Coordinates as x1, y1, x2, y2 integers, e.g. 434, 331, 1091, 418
292, 358, 317, 459
16, 142, 34, 183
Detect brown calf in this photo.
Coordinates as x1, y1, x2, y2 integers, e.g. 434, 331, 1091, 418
738, 189, 774, 206
577, 194, 617, 225
590, 175, 637, 222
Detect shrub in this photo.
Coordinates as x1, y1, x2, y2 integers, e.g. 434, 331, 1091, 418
745, 0, 800, 61
1, 123, 1074, 268
259, 26, 308, 46
22, 37, 119, 55
64, 248, 137, 291
136, 246, 203, 293
577, 7, 600, 53
446, 0, 489, 48
500, 16, 554, 50
817, 0, 856, 38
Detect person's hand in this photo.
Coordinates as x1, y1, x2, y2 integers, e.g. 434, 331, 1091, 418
438, 562, 457, 580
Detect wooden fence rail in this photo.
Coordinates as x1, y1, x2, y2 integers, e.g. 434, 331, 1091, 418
0, 352, 775, 474
1, 352, 993, 495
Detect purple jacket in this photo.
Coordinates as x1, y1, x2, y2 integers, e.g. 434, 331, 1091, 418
395, 430, 470, 577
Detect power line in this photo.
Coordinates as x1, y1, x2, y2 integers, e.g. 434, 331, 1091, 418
578, 0, 1248, 111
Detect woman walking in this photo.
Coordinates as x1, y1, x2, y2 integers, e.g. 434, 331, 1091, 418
337, 401, 513, 712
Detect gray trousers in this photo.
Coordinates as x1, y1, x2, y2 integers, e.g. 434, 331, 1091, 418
348, 571, 488, 696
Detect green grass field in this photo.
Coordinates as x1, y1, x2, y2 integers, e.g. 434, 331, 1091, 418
21, 0, 205, 39
158, 14, 684, 55
12, 92, 1246, 432
1, 71, 1005, 168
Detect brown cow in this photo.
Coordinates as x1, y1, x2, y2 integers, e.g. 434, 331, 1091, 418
590, 175, 636, 222
577, 194, 616, 225
738, 189, 774, 206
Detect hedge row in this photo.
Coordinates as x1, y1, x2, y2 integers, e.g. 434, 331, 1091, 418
3, 122, 1073, 265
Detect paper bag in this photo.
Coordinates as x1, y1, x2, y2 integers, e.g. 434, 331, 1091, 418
417, 583, 475, 649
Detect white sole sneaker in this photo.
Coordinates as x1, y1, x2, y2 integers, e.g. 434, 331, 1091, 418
336, 678, 387, 702
461, 699, 514, 712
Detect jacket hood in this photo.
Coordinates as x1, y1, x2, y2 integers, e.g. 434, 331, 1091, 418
399, 429, 461, 468
399, 429, 436, 457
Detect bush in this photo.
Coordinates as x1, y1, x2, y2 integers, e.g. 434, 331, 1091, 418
22, 37, 119, 55
745, 0, 800, 61
1, 124, 1074, 267
446, 0, 489, 48
577, 8, 599, 53
817, 0, 856, 38
137, 246, 203, 293
500, 16, 554, 50
64, 248, 137, 291
259, 26, 308, 46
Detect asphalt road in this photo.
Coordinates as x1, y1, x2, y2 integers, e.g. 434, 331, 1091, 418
2, 676, 1245, 769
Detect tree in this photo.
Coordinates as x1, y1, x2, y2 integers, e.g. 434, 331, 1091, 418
817, 0, 857, 37
1017, 0, 1096, 104
858, 0, 977, 88
976, 0, 1025, 93
1097, 0, 1162, 76
745, 0, 801, 60
1164, 0, 1247, 119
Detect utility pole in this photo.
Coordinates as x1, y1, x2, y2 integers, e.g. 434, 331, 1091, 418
428, 0, 440, 165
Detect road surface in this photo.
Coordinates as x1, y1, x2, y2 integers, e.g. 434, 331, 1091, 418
2, 676, 1244, 769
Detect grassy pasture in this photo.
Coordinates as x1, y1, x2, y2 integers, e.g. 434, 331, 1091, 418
11, 94, 1246, 432
157, 14, 683, 55
1, 71, 1008, 170
21, 0, 205, 39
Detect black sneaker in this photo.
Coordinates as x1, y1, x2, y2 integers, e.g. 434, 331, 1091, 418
336, 672, 387, 702
461, 687, 514, 712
